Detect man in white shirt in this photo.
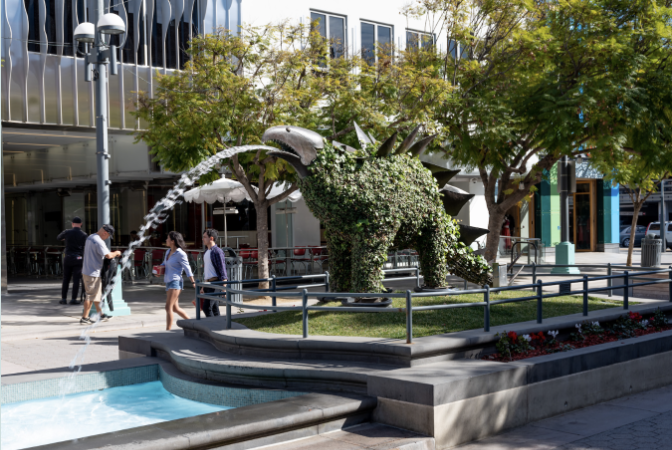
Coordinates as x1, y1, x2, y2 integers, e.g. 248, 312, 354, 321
200, 229, 228, 317
80, 224, 122, 325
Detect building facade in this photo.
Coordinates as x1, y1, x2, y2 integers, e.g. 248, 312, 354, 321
1, 0, 620, 255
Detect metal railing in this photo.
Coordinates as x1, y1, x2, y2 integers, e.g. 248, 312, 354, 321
194, 265, 672, 344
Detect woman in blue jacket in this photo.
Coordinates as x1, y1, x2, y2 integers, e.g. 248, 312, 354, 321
162, 231, 196, 330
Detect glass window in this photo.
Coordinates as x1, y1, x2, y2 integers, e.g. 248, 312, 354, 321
668, 224, 672, 232
406, 30, 433, 51
378, 25, 391, 55
311, 11, 346, 61
361, 22, 375, 64
311, 12, 326, 38
25, 0, 40, 52
45, 0, 57, 54
329, 16, 345, 59
622, 227, 631, 234
63, 1, 74, 56
361, 22, 392, 65
151, 2, 164, 68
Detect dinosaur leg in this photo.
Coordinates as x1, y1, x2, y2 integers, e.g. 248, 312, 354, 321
416, 225, 450, 289
325, 231, 353, 293
351, 232, 391, 294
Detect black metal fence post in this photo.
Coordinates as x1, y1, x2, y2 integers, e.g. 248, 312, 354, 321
624, 271, 629, 310
271, 275, 277, 312
583, 275, 589, 316
484, 285, 491, 332
226, 290, 232, 329
196, 280, 201, 320
302, 289, 308, 338
406, 290, 413, 344
607, 263, 612, 297
532, 261, 537, 285
536, 280, 543, 324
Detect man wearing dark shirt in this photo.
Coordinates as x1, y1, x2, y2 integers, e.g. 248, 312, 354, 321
200, 229, 228, 317
57, 217, 88, 305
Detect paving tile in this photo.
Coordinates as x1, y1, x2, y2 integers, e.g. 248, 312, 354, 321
532, 404, 657, 437
605, 385, 672, 413
453, 423, 583, 449
260, 435, 366, 450
328, 424, 420, 447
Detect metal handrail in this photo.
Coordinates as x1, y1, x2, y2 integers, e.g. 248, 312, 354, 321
194, 264, 672, 344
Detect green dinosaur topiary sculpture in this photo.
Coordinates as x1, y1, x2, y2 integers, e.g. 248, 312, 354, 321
262, 125, 492, 293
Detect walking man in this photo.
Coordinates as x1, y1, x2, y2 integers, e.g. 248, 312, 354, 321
201, 229, 228, 317
80, 224, 121, 324
57, 217, 87, 305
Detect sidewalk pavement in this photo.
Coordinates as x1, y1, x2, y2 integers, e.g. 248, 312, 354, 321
0, 279, 322, 375
454, 384, 672, 450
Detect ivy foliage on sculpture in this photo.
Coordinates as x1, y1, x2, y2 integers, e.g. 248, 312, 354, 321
261, 124, 493, 294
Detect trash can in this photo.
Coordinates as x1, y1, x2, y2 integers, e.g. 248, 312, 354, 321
223, 247, 243, 303
641, 237, 663, 267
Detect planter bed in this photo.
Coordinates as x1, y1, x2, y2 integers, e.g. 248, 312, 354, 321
486, 309, 671, 362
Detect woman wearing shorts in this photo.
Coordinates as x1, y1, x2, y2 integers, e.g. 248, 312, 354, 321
161, 231, 196, 330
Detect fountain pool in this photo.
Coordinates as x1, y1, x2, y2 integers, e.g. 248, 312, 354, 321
2, 381, 230, 450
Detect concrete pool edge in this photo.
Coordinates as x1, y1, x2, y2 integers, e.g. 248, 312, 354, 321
2, 357, 306, 408
29, 392, 377, 450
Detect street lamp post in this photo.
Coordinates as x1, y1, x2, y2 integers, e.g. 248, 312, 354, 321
552, 156, 580, 279
74, 3, 126, 235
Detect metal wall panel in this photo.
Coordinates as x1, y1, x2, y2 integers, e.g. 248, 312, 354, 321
1, 0, 223, 130
44, 55, 60, 123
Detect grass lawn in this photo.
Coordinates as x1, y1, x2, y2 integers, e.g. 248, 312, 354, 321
236, 290, 624, 339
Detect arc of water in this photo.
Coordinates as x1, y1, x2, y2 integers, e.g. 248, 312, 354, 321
67, 145, 282, 380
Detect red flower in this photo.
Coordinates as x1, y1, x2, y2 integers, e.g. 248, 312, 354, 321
628, 312, 642, 322
507, 331, 518, 341
535, 331, 546, 342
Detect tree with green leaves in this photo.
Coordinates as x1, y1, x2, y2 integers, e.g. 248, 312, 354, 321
405, 0, 672, 262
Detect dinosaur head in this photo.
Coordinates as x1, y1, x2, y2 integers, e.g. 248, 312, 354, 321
262, 126, 324, 178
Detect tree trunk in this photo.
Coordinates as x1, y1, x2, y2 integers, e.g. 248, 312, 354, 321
626, 202, 643, 267
255, 202, 270, 290
484, 208, 506, 263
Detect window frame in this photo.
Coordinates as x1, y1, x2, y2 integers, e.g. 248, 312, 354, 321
405, 29, 435, 50
360, 19, 394, 65
309, 9, 348, 60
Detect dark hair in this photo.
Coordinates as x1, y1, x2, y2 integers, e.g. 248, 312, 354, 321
102, 224, 115, 236
167, 231, 187, 250
204, 229, 218, 241
130, 230, 138, 235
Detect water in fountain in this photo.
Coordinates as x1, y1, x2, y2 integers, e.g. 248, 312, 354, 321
68, 145, 280, 376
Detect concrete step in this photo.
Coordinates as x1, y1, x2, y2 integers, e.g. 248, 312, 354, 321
119, 330, 398, 394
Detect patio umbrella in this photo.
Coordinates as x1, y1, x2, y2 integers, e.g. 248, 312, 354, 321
183, 178, 302, 247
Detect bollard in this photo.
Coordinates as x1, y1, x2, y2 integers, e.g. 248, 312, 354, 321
226, 290, 232, 329
406, 290, 413, 344
484, 285, 491, 332
271, 276, 277, 312
325, 271, 330, 292
536, 280, 543, 324
302, 289, 308, 338
624, 271, 629, 310
415, 268, 421, 289
583, 275, 588, 316
464, 279, 468, 290
607, 263, 613, 297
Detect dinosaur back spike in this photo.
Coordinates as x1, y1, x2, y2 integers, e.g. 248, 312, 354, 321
408, 135, 437, 157
376, 131, 398, 157
440, 184, 475, 216
457, 224, 490, 246
354, 122, 373, 148
433, 170, 460, 187
394, 125, 421, 154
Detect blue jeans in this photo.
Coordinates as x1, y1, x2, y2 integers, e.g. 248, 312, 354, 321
165, 279, 184, 291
